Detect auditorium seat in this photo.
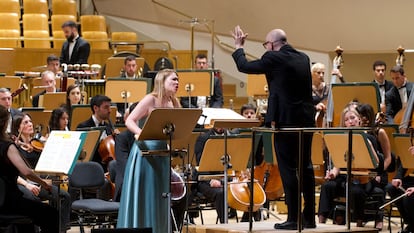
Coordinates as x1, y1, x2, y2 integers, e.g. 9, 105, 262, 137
111, 31, 138, 53
80, 15, 107, 33
51, 0, 77, 19
52, 30, 65, 49
51, 14, 76, 32
23, 0, 49, 18
23, 30, 51, 48
0, 29, 21, 48
0, 13, 21, 48
82, 31, 110, 50
0, 0, 21, 19
22, 13, 49, 31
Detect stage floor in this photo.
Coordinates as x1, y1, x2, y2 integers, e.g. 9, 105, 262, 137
185, 222, 380, 233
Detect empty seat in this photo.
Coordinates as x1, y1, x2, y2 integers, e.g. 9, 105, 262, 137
52, 0, 77, 18
80, 15, 106, 33
51, 14, 76, 32
0, 30, 21, 48
82, 31, 109, 50
23, 30, 51, 48
0, 13, 20, 31
0, 0, 21, 19
52, 30, 65, 49
111, 31, 138, 53
23, 13, 49, 31
23, 0, 49, 18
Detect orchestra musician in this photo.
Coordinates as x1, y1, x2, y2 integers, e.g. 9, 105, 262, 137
371, 60, 394, 113
32, 71, 61, 107
76, 94, 119, 171
46, 54, 63, 78
231, 26, 316, 230
180, 54, 224, 109
64, 84, 81, 126
385, 65, 413, 123
318, 103, 385, 228
59, 20, 90, 65
11, 112, 71, 232
0, 87, 22, 134
385, 145, 414, 232
0, 105, 59, 233
48, 107, 70, 131
117, 69, 182, 232
121, 55, 139, 79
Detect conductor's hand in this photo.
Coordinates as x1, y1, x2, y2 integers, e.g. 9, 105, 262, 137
232, 25, 248, 49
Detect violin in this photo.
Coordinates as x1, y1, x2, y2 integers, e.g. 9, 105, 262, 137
227, 170, 266, 212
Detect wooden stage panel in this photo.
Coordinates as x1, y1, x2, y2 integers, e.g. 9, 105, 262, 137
186, 222, 379, 233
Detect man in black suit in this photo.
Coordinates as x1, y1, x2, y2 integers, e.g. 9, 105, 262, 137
0, 87, 22, 134
32, 71, 60, 107
231, 26, 316, 229
385, 65, 413, 124
59, 20, 90, 65
180, 54, 223, 108
76, 95, 118, 170
371, 60, 394, 113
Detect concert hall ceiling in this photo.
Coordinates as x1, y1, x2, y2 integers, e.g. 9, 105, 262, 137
95, 0, 414, 54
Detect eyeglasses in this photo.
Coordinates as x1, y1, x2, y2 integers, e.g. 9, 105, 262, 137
262, 40, 280, 49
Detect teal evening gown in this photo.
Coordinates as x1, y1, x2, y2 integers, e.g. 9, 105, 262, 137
117, 139, 170, 233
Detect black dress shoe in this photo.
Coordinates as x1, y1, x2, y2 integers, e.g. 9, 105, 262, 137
303, 222, 316, 228
274, 221, 300, 230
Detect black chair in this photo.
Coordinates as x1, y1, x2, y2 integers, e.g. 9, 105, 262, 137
0, 176, 35, 233
69, 161, 120, 233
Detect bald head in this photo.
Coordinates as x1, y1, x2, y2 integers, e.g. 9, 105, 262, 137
265, 29, 287, 51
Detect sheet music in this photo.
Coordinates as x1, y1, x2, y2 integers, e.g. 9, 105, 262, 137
35, 131, 85, 175
197, 108, 245, 125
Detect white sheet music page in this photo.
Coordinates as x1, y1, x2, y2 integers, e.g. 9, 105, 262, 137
198, 108, 245, 126
35, 131, 84, 174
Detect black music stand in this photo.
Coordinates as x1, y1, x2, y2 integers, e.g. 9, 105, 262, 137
176, 70, 212, 108
138, 108, 202, 233
323, 131, 379, 230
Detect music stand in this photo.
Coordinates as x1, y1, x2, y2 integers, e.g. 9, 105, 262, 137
176, 70, 212, 107
330, 83, 380, 126
39, 92, 66, 110
138, 108, 202, 233
105, 57, 145, 78
323, 130, 379, 229
201, 108, 260, 224
105, 78, 151, 113
393, 133, 414, 169
247, 74, 268, 97
75, 128, 104, 162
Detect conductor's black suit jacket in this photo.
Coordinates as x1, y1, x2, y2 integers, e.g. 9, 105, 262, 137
59, 37, 90, 65
232, 45, 315, 127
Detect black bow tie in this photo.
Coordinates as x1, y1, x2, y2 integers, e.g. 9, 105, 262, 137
399, 85, 406, 90
379, 84, 385, 88
99, 122, 105, 127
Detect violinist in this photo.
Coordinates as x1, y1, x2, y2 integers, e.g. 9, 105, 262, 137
76, 94, 120, 171
11, 112, 71, 232
0, 105, 59, 233
385, 65, 413, 123
63, 84, 81, 126
0, 87, 22, 134
318, 103, 384, 228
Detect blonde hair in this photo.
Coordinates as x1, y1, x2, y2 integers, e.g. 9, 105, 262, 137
340, 104, 361, 127
151, 69, 180, 107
